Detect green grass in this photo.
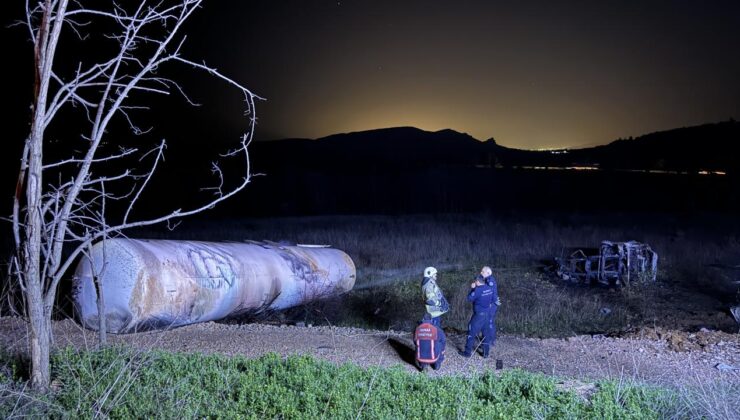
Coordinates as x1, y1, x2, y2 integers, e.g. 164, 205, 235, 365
0, 347, 680, 419
328, 268, 631, 337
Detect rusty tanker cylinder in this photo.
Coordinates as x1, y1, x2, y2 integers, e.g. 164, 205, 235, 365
73, 239, 356, 333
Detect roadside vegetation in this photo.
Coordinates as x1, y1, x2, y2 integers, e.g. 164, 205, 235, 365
0, 347, 683, 419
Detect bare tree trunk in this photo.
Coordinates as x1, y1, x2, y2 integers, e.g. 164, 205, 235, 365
86, 240, 108, 346
26, 128, 53, 389
22, 0, 63, 391
94, 273, 107, 346
27, 282, 50, 390
26, 124, 49, 391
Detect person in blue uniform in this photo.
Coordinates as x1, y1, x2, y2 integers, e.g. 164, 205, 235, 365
480, 266, 501, 348
459, 266, 498, 358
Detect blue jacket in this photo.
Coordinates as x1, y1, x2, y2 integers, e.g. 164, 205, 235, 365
481, 274, 499, 305
467, 280, 495, 314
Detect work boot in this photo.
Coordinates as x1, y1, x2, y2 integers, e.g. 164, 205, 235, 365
458, 350, 472, 358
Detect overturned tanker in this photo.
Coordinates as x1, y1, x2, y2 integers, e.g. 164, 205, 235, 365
73, 239, 356, 333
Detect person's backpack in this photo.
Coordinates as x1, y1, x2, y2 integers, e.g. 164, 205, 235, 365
415, 322, 440, 363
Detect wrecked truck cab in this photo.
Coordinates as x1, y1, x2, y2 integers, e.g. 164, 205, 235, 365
555, 241, 658, 287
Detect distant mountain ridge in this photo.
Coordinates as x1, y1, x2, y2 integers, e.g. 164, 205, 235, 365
2, 120, 735, 220
252, 120, 739, 174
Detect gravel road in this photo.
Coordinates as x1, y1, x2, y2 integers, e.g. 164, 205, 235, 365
1, 317, 738, 390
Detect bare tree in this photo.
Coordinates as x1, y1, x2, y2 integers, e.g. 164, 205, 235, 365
12, 0, 260, 390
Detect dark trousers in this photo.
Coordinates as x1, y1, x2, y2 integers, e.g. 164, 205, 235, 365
418, 352, 445, 370
464, 312, 492, 356
485, 306, 497, 345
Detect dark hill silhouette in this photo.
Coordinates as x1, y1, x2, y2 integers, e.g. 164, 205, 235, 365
2, 120, 737, 220
564, 121, 740, 172
251, 120, 740, 174
251, 127, 486, 171
234, 121, 739, 216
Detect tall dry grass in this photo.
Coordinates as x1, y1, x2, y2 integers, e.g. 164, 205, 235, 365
129, 212, 739, 334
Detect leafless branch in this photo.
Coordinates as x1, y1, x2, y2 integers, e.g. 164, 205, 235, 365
42, 147, 138, 170
200, 162, 225, 197
123, 140, 165, 224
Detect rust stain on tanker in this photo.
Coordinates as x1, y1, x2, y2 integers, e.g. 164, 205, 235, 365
129, 270, 165, 318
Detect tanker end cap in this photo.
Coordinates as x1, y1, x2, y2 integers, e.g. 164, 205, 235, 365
73, 273, 135, 334
339, 250, 357, 292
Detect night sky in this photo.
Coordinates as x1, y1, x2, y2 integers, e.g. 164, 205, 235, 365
4, 1, 740, 150
184, 0, 740, 149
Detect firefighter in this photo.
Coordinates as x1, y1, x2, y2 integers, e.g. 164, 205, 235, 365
421, 266, 449, 327
459, 268, 497, 358
414, 313, 446, 371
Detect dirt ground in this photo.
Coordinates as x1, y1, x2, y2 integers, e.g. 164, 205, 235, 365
1, 317, 738, 390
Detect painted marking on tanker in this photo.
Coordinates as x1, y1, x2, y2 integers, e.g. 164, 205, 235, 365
185, 244, 237, 290
277, 247, 325, 284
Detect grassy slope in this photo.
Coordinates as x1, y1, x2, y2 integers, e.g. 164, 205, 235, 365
1, 348, 678, 419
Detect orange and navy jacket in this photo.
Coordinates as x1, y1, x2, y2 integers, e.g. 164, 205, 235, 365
415, 322, 447, 363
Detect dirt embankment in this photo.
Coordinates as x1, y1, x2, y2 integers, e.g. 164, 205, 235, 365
1, 317, 738, 390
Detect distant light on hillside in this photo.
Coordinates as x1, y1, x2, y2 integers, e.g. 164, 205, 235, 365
515, 167, 729, 175
569, 166, 598, 171
521, 166, 599, 171
532, 149, 569, 154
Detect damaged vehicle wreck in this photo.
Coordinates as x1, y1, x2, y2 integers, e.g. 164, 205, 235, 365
555, 241, 658, 287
